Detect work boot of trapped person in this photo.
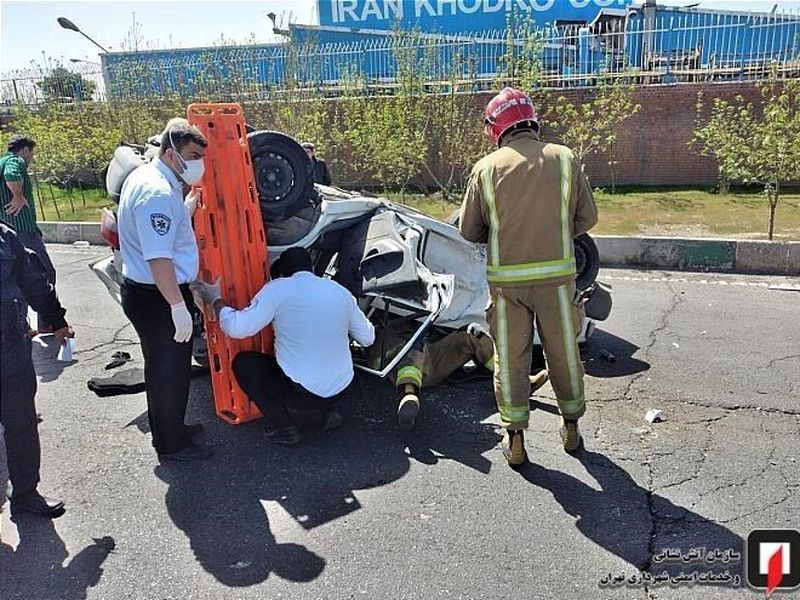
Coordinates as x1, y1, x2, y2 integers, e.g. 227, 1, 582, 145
559, 418, 583, 453
397, 383, 421, 431
395, 364, 422, 430
502, 429, 527, 470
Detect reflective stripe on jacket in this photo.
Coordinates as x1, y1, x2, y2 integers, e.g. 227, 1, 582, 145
459, 131, 598, 286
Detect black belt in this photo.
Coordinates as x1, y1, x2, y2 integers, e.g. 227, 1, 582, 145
123, 278, 191, 291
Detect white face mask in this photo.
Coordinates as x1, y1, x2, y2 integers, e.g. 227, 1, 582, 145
168, 128, 205, 185
179, 158, 205, 185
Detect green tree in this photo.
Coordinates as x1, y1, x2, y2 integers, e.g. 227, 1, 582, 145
548, 81, 640, 189
694, 77, 800, 239
738, 77, 800, 240
38, 67, 97, 102
691, 92, 753, 195
495, 11, 544, 91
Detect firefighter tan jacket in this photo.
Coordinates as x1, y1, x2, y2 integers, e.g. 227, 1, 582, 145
459, 131, 598, 287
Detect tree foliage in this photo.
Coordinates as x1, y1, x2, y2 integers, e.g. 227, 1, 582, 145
691, 92, 752, 194
38, 67, 97, 102
549, 81, 640, 189
692, 76, 800, 239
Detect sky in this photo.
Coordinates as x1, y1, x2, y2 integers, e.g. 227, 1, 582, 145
2, 0, 799, 71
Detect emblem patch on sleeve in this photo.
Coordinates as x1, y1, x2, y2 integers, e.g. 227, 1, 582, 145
150, 213, 171, 236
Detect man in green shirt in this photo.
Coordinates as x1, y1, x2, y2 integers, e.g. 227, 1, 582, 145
0, 135, 58, 333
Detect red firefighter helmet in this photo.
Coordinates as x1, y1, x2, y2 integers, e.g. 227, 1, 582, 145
484, 87, 539, 146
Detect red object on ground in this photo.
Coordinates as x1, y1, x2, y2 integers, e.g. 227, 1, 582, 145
188, 103, 272, 425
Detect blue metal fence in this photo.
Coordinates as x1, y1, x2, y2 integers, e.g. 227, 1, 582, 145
2, 7, 798, 104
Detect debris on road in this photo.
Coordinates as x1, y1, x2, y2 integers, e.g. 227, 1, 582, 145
105, 351, 132, 370
645, 409, 664, 423
600, 349, 616, 363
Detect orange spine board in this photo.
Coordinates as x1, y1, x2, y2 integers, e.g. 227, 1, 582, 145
188, 103, 273, 424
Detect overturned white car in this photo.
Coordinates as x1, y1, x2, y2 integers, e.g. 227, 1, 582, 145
92, 130, 611, 378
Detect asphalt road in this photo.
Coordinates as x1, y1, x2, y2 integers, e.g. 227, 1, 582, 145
1, 245, 799, 600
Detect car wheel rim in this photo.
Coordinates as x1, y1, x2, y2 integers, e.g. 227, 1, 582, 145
254, 151, 295, 202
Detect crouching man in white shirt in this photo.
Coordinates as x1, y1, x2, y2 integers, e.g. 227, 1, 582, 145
192, 247, 375, 445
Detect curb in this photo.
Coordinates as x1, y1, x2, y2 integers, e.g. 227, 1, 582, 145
39, 223, 800, 277
595, 236, 800, 276
39, 221, 105, 246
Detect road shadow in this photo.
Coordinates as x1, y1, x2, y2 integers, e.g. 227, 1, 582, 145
519, 449, 744, 582
581, 329, 651, 378
0, 515, 115, 600
154, 372, 500, 587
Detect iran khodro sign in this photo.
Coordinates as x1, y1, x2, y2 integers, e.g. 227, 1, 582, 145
320, 0, 634, 30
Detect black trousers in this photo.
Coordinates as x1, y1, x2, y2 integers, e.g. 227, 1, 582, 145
121, 280, 195, 455
0, 337, 40, 499
232, 352, 347, 429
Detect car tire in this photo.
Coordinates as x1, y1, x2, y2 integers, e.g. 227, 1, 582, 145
247, 130, 315, 221
574, 233, 600, 291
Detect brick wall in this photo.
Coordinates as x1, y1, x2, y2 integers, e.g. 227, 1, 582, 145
322, 81, 766, 190
559, 81, 765, 187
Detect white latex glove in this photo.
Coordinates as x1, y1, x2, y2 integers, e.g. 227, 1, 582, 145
184, 190, 200, 217
170, 302, 194, 343
190, 277, 222, 307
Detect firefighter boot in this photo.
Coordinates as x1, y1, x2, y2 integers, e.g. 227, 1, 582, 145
560, 418, 583, 453
502, 429, 527, 469
397, 383, 421, 430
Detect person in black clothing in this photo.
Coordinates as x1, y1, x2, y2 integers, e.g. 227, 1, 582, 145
0, 223, 73, 518
301, 142, 332, 186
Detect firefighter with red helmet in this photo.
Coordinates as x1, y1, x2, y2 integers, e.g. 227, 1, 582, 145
459, 87, 598, 468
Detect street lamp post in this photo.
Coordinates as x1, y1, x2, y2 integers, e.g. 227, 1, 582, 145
69, 58, 101, 66
57, 17, 109, 53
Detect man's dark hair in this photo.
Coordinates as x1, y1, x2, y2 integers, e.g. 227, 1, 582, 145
159, 119, 207, 156
277, 247, 313, 277
8, 135, 36, 153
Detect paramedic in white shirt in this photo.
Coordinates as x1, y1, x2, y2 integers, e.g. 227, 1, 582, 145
192, 247, 375, 445
118, 118, 211, 462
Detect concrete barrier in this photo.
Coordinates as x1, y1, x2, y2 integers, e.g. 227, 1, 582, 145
596, 235, 800, 276
39, 223, 800, 276
39, 221, 105, 245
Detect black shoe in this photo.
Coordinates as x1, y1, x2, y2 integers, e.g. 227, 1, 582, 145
321, 407, 343, 431
11, 493, 66, 519
158, 442, 213, 462
263, 425, 302, 446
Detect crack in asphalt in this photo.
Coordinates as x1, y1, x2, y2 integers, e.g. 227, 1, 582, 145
652, 418, 720, 493
671, 397, 800, 417
631, 284, 685, 598
74, 323, 136, 358
764, 353, 800, 369
623, 283, 683, 405
638, 428, 658, 599
692, 430, 777, 503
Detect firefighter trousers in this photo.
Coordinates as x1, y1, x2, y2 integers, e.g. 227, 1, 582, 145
487, 281, 585, 430
395, 330, 495, 390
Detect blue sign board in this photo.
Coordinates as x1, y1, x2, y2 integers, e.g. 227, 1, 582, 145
318, 0, 633, 31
